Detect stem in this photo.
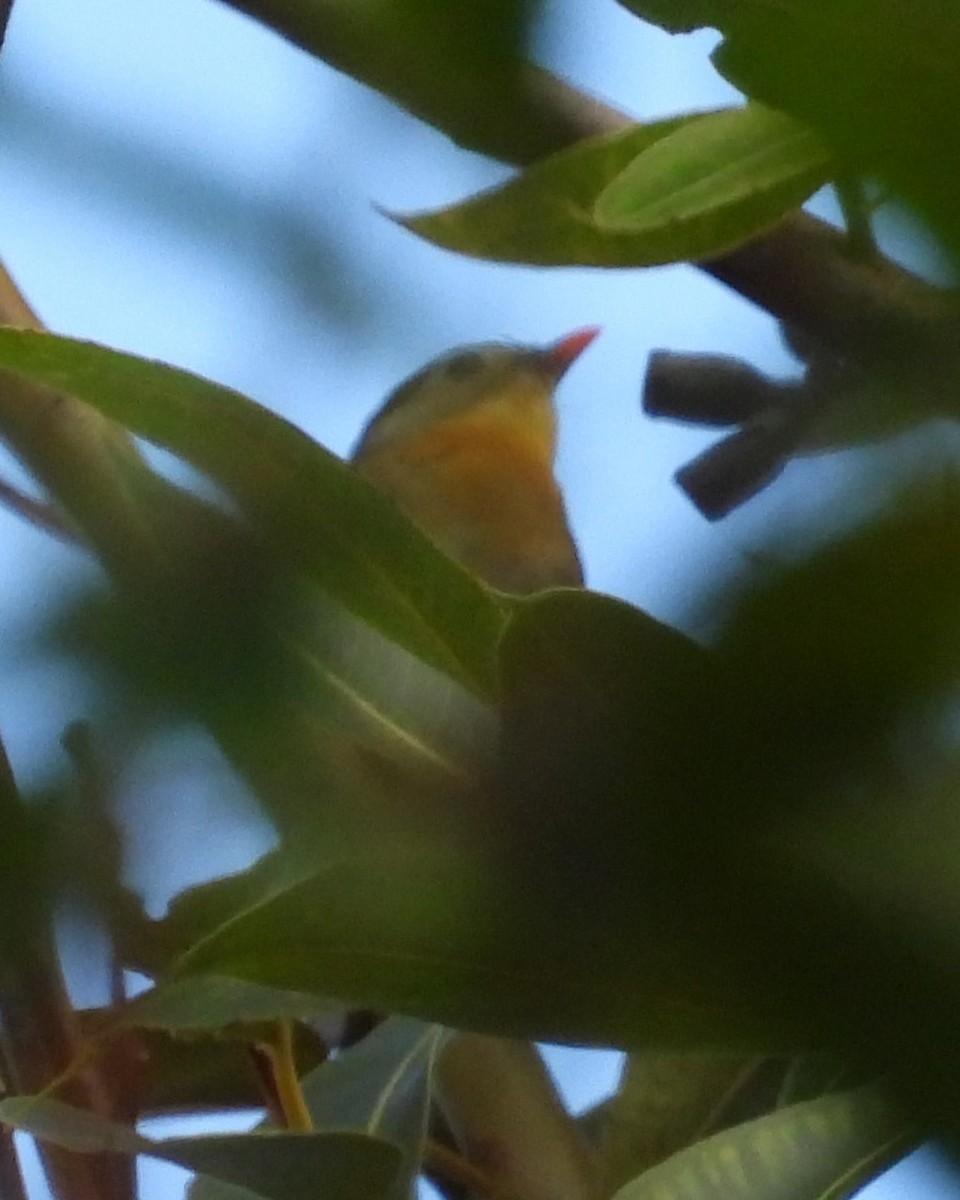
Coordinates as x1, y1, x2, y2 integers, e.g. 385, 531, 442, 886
835, 175, 880, 262
0, 735, 133, 1200
255, 1023, 313, 1133
0, 476, 80, 543
0, 1040, 29, 1200
425, 1136, 524, 1200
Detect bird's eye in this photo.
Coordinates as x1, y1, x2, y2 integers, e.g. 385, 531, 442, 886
444, 351, 485, 380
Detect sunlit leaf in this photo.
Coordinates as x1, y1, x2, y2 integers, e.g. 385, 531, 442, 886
594, 105, 830, 259
611, 1087, 912, 1200
596, 1053, 785, 1194
397, 114, 756, 267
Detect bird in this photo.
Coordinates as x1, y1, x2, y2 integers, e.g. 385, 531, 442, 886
346, 329, 604, 1200
351, 328, 600, 594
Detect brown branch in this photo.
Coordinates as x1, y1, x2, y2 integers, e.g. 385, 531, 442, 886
0, 735, 133, 1200
425, 1136, 526, 1200
0, 476, 81, 543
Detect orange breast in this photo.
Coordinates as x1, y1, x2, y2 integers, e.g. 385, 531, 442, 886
357, 415, 582, 592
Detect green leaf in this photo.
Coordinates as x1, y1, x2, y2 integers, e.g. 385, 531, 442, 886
397, 114, 765, 267
0, 1097, 403, 1200
160, 590, 810, 1050
714, 2, 960, 251
613, 0, 723, 32
166, 839, 794, 1051
594, 104, 830, 259
300, 1017, 444, 1142
611, 1087, 912, 1200
614, 0, 763, 34
301, 1017, 443, 1198
189, 1018, 443, 1200
123, 975, 337, 1034
0, 328, 504, 696
596, 1053, 785, 1193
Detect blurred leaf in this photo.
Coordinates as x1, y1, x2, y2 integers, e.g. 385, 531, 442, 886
134, 1026, 324, 1115
165, 836, 797, 1051
777, 1056, 867, 1108
397, 114, 750, 267
620, 1, 960, 250
0, 329, 504, 697
594, 104, 830, 259
630, 474, 960, 1139
596, 1053, 785, 1193
497, 589, 734, 933
613, 0, 724, 32
223, 0, 548, 164
123, 975, 337, 1035
435, 1035, 597, 1200
0, 1097, 403, 1200
611, 1087, 912, 1200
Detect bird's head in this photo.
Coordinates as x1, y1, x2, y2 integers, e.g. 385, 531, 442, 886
352, 328, 600, 462
351, 328, 600, 592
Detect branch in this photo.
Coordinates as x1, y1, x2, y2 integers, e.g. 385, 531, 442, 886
217, 1, 960, 368
0, 0, 15, 58
436, 1036, 597, 1200
0, 735, 133, 1200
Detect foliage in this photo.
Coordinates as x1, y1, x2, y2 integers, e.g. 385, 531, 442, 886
0, 2, 959, 1200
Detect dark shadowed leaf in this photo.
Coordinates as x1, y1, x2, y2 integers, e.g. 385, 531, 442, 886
0, 1097, 403, 1200
613, 0, 724, 32
123, 975, 337, 1034
164, 751, 799, 1049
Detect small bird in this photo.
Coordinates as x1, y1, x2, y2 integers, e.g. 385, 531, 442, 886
352, 328, 599, 593
349, 331, 602, 1200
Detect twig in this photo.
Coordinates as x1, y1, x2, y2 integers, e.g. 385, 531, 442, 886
59, 724, 127, 1008
0, 1125, 28, 1200
835, 175, 881, 263
0, 734, 133, 1200
0, 1037, 28, 1200
425, 1136, 524, 1200
252, 1023, 313, 1133
0, 476, 81, 543
0, 1, 15, 59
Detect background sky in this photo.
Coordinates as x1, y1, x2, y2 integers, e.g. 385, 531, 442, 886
0, 0, 956, 1197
